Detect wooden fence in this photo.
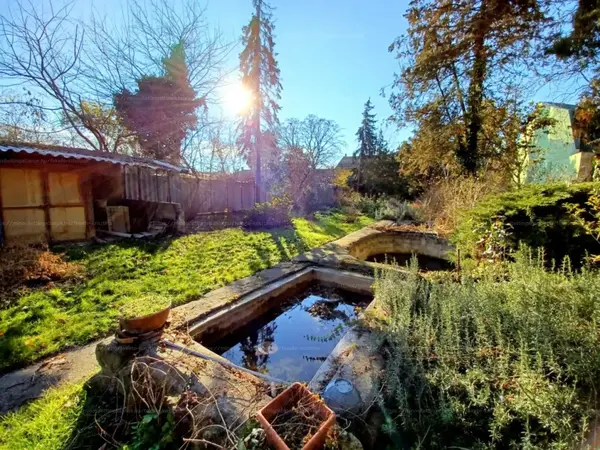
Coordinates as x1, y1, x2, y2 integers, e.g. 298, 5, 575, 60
180, 177, 256, 218
123, 166, 182, 204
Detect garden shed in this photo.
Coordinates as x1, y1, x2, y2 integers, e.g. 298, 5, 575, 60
0, 142, 185, 245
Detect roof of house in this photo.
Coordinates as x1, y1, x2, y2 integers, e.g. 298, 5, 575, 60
0, 142, 184, 172
336, 155, 357, 169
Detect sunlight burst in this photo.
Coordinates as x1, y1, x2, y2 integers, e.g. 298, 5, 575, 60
224, 81, 253, 115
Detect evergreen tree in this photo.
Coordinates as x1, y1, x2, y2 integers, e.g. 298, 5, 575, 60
353, 99, 379, 189
114, 42, 203, 163
354, 99, 379, 159
239, 0, 282, 201
376, 128, 389, 154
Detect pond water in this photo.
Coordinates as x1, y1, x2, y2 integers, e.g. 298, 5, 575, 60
206, 284, 371, 382
367, 252, 454, 271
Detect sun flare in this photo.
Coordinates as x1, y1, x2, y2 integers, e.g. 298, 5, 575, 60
224, 81, 253, 115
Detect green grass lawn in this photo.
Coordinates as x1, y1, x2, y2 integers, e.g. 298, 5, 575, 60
0, 212, 372, 372
0, 382, 86, 450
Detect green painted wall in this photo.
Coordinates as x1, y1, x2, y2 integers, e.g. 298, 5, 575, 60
526, 104, 579, 183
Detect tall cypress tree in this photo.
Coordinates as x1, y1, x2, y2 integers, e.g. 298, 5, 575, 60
239, 0, 282, 201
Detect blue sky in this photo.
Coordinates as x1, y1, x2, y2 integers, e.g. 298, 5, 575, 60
206, 0, 410, 155
0, 0, 410, 156
0, 0, 584, 158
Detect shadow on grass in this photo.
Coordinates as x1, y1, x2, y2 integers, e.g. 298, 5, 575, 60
65, 378, 132, 450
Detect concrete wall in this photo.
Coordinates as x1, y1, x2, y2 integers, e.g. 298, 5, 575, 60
347, 230, 453, 261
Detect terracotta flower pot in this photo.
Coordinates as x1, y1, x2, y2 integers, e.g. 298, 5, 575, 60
257, 382, 336, 450
119, 303, 171, 335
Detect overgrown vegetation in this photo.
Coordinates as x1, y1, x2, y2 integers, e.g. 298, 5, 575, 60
419, 175, 506, 235
453, 182, 600, 266
375, 250, 600, 448
0, 212, 372, 371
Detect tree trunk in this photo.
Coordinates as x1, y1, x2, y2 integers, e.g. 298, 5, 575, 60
460, 3, 488, 175
254, 1, 263, 203
255, 114, 262, 202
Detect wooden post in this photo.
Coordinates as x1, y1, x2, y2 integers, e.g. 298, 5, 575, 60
0, 169, 4, 246
41, 169, 51, 243
137, 167, 142, 201
167, 172, 172, 203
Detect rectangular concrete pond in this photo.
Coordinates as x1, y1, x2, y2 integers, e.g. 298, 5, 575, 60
190, 267, 374, 382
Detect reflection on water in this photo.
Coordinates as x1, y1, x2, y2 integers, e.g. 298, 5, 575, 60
212, 285, 370, 382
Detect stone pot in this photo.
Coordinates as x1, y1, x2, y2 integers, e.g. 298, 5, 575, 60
257, 382, 336, 450
119, 303, 171, 335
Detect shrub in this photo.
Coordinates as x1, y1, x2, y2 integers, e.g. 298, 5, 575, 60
354, 195, 383, 218
453, 182, 600, 266
419, 176, 505, 235
375, 249, 600, 448
374, 198, 420, 222
242, 196, 293, 229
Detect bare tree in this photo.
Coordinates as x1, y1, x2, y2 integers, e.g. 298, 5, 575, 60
181, 116, 245, 175
0, 1, 113, 150
275, 115, 343, 208
0, 88, 61, 142
85, 0, 233, 108
278, 114, 344, 169
0, 0, 234, 156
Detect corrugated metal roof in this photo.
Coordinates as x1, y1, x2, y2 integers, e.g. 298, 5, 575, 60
0, 143, 183, 172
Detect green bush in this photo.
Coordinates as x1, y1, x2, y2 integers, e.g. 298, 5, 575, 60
242, 196, 293, 229
374, 198, 420, 222
354, 195, 383, 218
453, 182, 600, 266
340, 194, 414, 221
375, 250, 600, 448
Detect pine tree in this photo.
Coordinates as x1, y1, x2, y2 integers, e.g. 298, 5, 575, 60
376, 128, 389, 154
354, 99, 379, 188
354, 99, 378, 159
114, 41, 203, 163
239, 0, 282, 201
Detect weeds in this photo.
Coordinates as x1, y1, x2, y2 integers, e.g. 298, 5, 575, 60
419, 176, 505, 235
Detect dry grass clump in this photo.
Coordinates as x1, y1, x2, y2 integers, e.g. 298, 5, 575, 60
0, 243, 82, 303
419, 175, 505, 235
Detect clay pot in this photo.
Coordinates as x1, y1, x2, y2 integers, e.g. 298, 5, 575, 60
257, 382, 336, 450
119, 303, 171, 335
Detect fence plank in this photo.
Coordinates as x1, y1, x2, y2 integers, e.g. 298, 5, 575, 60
180, 177, 256, 218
